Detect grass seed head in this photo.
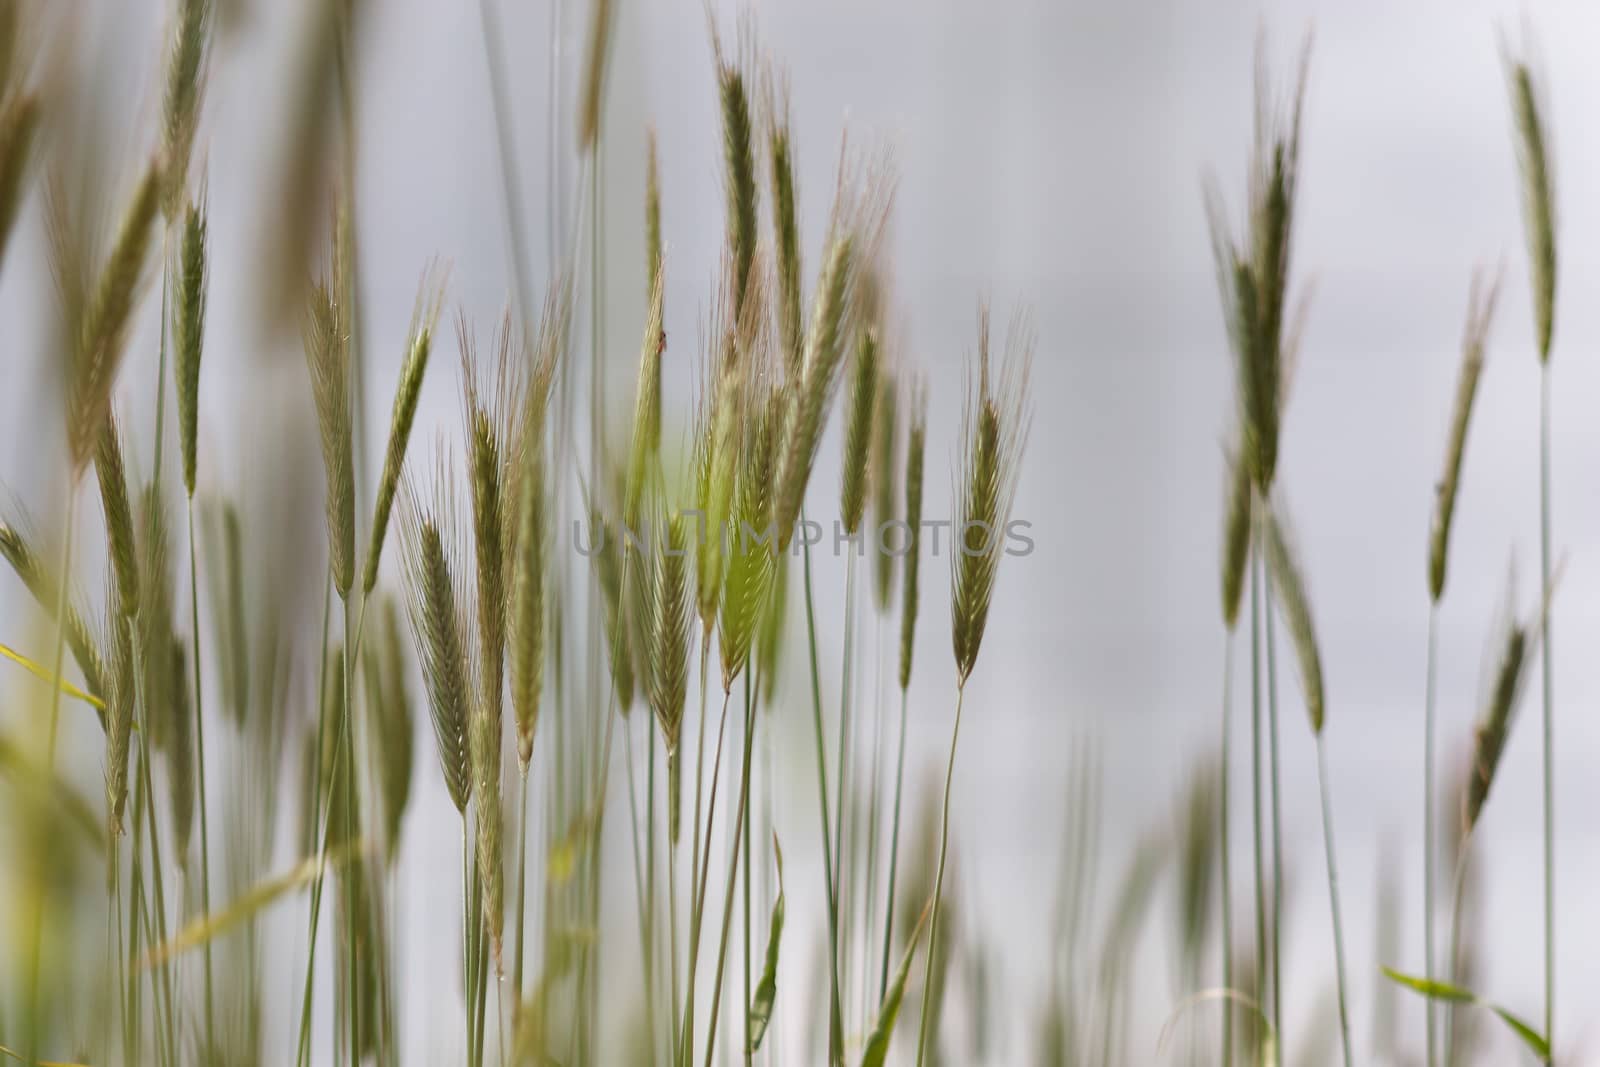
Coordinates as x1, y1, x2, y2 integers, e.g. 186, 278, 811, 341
398, 461, 473, 815
160, 0, 212, 217
839, 325, 878, 535
363, 264, 446, 595
763, 68, 803, 379
509, 434, 547, 769
65, 158, 162, 476
646, 126, 663, 298
0, 90, 39, 271
104, 592, 134, 835
648, 510, 693, 752
626, 268, 667, 531
1428, 267, 1500, 602
94, 407, 140, 620
175, 196, 208, 497
1504, 43, 1557, 362
714, 27, 759, 322
471, 688, 505, 970
952, 308, 1032, 685
871, 363, 900, 613
138, 481, 176, 749
720, 377, 778, 692
1464, 566, 1538, 832
772, 145, 895, 549
1262, 497, 1325, 734
304, 238, 355, 598
898, 382, 926, 691
1219, 437, 1251, 630
576, 0, 613, 153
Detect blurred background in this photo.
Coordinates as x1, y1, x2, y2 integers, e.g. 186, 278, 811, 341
5, 0, 1600, 1063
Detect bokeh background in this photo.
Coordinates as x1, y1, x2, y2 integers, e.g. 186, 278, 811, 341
5, 0, 1600, 1062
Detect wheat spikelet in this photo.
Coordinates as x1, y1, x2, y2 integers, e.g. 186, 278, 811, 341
94, 407, 140, 620
0, 90, 39, 269
951, 308, 1032, 685
509, 431, 547, 769
461, 315, 518, 736
1206, 41, 1308, 493
1504, 42, 1556, 362
362, 265, 445, 595
646, 127, 663, 298
1262, 497, 1325, 734
65, 159, 162, 475
199, 496, 249, 724
105, 591, 134, 835
1462, 578, 1532, 834
138, 481, 176, 750
649, 511, 692, 842
720, 375, 778, 692
763, 68, 803, 379
1219, 437, 1251, 631
695, 271, 743, 629
398, 461, 473, 814
898, 381, 926, 692
772, 145, 895, 549
369, 596, 415, 865
626, 268, 666, 531
712, 24, 758, 320
871, 363, 900, 613
576, 0, 613, 152
839, 325, 878, 535
174, 196, 208, 497
592, 509, 637, 711
1429, 267, 1500, 602
160, 0, 213, 217
304, 252, 355, 598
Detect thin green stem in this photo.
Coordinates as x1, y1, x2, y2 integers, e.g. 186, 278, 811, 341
1443, 835, 1474, 1067
648, 723, 660, 1061
704, 672, 758, 1067
25, 486, 76, 1065
668, 786, 682, 1064
513, 769, 530, 1016
185, 499, 217, 1057
1220, 628, 1235, 1067
833, 552, 857, 993
1248, 530, 1267, 1028
915, 683, 967, 1067
1261, 510, 1284, 1046
879, 683, 909, 1004
1423, 603, 1439, 1067
801, 531, 845, 1065
742, 670, 753, 1067
1538, 362, 1554, 1060
624, 715, 654, 1047
680, 687, 733, 1067
1315, 736, 1353, 1067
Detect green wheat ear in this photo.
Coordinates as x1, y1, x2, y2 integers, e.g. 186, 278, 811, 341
1219, 437, 1251, 631
94, 407, 140, 621
303, 215, 356, 600
398, 459, 472, 816
1261, 497, 1324, 734
1464, 566, 1538, 832
898, 380, 927, 692
174, 196, 208, 498
839, 325, 878, 536
1504, 48, 1556, 363
363, 264, 446, 596
951, 307, 1032, 686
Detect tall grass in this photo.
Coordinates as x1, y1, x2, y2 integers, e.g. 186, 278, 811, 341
0, 7, 1584, 1067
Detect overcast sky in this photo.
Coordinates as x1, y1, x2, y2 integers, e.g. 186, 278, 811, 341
6, 1, 1600, 1062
